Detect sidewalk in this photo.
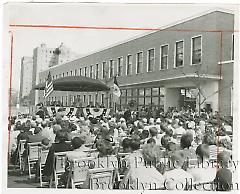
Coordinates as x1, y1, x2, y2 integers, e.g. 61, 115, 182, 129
7, 165, 40, 188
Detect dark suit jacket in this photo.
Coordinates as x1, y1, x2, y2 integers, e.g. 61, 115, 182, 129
43, 142, 72, 176
24, 134, 45, 149
123, 110, 131, 121
17, 132, 29, 143
27, 134, 45, 143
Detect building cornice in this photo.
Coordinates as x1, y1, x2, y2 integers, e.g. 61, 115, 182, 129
119, 73, 222, 87
218, 60, 234, 65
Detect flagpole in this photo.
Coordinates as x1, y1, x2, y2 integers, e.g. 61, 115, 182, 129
44, 93, 46, 106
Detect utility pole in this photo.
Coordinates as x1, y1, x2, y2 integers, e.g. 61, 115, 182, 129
198, 83, 201, 114
195, 70, 203, 114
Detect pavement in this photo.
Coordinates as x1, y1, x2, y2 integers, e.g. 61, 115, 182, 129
7, 165, 44, 188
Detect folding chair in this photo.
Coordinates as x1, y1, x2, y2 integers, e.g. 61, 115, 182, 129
93, 155, 119, 187
117, 153, 131, 181
39, 149, 49, 187
27, 142, 41, 178
88, 168, 115, 190
15, 139, 26, 170
67, 157, 95, 189
53, 152, 67, 188
93, 155, 118, 169
83, 148, 98, 157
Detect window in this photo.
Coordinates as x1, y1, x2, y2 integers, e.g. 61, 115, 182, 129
89, 95, 92, 103
136, 52, 143, 74
79, 68, 82, 76
109, 94, 113, 108
232, 34, 234, 60
52, 76, 55, 80
67, 72, 69, 76
62, 73, 65, 77
70, 71, 73, 76
102, 62, 106, 79
147, 49, 155, 72
90, 65, 94, 78
152, 87, 159, 96
126, 55, 132, 75
55, 75, 58, 79
175, 40, 184, 67
83, 95, 86, 103
117, 57, 123, 76
160, 45, 169, 70
74, 69, 77, 76
96, 64, 99, 79
101, 94, 104, 104
109, 60, 114, 78
84, 67, 87, 77
191, 36, 202, 65
95, 94, 98, 103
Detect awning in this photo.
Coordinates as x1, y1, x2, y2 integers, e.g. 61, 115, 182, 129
34, 76, 110, 92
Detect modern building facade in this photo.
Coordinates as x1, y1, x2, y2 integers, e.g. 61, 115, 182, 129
37, 10, 235, 116
19, 56, 33, 105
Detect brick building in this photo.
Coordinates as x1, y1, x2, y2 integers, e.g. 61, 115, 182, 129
37, 9, 235, 116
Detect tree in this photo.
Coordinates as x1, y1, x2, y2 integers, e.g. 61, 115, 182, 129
178, 65, 232, 114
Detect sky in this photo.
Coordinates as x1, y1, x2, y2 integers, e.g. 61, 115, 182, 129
3, 3, 238, 91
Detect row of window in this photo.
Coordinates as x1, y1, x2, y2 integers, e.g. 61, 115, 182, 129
42, 87, 200, 110
44, 87, 166, 108
42, 34, 234, 82
46, 36, 202, 82
119, 87, 166, 109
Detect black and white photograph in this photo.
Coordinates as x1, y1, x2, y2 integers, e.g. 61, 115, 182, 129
1, 1, 240, 193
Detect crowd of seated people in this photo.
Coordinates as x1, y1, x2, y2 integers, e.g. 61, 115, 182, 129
8, 106, 234, 191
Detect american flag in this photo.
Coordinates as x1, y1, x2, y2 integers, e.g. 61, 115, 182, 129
43, 71, 53, 98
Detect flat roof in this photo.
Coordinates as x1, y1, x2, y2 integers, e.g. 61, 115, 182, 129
43, 8, 234, 73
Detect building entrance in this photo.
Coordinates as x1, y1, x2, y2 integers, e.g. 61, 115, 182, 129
179, 88, 197, 110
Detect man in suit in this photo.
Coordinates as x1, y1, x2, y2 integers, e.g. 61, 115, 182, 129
123, 109, 132, 123
27, 127, 45, 143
